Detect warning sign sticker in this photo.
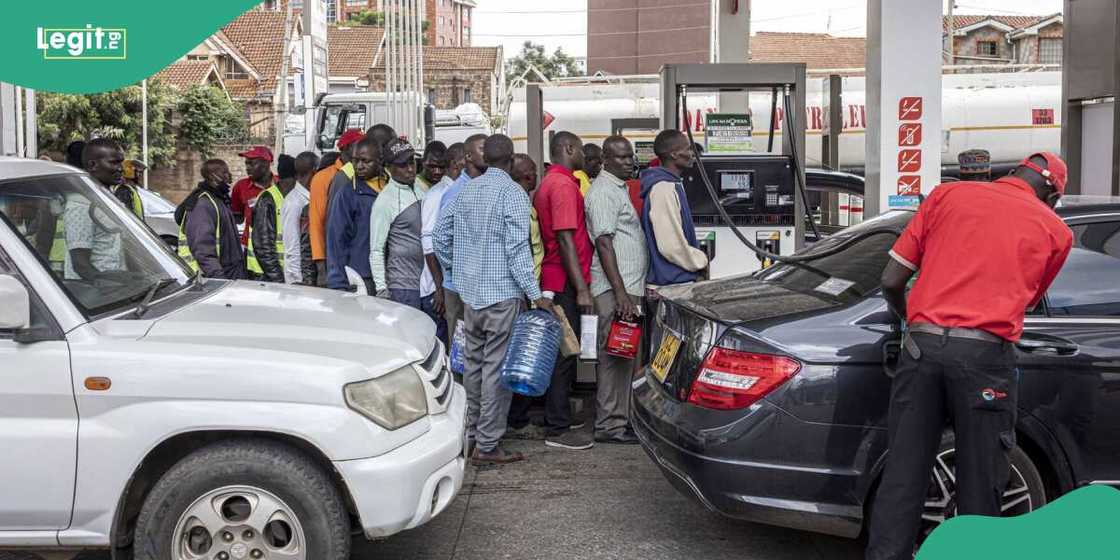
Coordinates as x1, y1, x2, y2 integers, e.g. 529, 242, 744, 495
898, 176, 921, 195
898, 149, 922, 173
898, 123, 922, 147
899, 97, 923, 121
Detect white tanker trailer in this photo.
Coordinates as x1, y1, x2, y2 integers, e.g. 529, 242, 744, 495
507, 71, 1061, 173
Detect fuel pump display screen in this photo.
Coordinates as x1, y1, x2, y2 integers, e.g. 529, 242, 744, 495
719, 171, 753, 192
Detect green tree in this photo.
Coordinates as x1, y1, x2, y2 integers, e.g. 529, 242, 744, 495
175, 85, 248, 157
346, 10, 430, 44
37, 80, 176, 166
505, 41, 583, 80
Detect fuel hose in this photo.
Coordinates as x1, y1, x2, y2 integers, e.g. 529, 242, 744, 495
678, 85, 899, 265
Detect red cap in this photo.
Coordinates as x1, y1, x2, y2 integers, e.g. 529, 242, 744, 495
1020, 152, 1067, 194
238, 145, 274, 162
338, 128, 366, 149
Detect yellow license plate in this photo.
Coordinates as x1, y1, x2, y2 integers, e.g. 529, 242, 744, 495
650, 333, 681, 383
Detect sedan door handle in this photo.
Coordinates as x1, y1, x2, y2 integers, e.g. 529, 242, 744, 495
1016, 338, 1079, 356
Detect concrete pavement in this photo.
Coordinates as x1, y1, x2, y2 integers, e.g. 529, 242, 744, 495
355, 437, 866, 560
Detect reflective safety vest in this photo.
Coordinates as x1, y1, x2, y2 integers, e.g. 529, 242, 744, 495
177, 192, 222, 273
112, 184, 144, 219
48, 218, 67, 274
245, 185, 285, 276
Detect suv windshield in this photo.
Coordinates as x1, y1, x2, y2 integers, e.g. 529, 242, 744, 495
0, 172, 193, 317
754, 211, 911, 301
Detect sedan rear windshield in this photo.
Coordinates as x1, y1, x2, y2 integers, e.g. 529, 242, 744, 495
754, 212, 909, 301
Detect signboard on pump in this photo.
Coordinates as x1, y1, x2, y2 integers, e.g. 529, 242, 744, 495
704, 113, 754, 154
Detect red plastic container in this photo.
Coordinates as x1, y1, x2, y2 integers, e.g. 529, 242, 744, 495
605, 319, 642, 359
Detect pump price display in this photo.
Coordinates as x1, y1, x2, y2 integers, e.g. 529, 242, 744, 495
720, 171, 752, 192
705, 113, 754, 154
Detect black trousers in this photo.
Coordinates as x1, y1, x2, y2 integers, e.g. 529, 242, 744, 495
867, 332, 1018, 560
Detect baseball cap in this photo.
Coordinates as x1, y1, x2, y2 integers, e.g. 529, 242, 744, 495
384, 138, 416, 166
1020, 152, 1068, 194
238, 145, 274, 162
338, 128, 366, 149
277, 154, 297, 179
958, 149, 991, 175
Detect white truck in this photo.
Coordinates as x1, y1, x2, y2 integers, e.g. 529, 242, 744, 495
285, 93, 491, 155
0, 158, 466, 559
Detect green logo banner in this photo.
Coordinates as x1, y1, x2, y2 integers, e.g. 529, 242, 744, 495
2, 1, 260, 93
917, 485, 1120, 559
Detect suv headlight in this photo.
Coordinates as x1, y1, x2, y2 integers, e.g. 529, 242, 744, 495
344, 367, 428, 430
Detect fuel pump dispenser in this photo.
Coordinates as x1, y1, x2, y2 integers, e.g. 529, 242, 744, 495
660, 63, 810, 278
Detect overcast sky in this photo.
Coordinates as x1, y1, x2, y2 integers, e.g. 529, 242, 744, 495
472, 0, 1064, 60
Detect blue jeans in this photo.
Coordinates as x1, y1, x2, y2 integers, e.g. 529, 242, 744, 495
392, 289, 447, 344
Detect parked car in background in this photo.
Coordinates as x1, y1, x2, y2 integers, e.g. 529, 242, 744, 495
0, 159, 466, 559
135, 186, 178, 246
633, 196, 1120, 545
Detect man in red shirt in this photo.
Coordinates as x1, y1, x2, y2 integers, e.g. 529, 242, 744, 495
533, 130, 595, 451
867, 153, 1073, 560
231, 146, 276, 247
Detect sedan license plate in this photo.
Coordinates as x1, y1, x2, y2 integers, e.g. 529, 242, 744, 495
650, 333, 681, 383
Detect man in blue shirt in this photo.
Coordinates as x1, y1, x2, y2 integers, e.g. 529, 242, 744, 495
434, 134, 552, 466
437, 133, 488, 340
326, 137, 385, 292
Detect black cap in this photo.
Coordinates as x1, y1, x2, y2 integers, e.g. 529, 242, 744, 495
384, 138, 416, 166
277, 154, 296, 179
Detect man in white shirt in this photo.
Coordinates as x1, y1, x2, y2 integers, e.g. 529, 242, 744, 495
282, 152, 321, 285
420, 142, 460, 343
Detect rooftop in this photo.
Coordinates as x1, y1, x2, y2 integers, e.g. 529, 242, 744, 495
749, 32, 866, 70
328, 25, 386, 77
220, 9, 294, 99
153, 60, 223, 90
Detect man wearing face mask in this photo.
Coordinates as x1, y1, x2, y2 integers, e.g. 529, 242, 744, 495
326, 137, 386, 292
868, 153, 1074, 560
176, 159, 246, 280
231, 146, 276, 247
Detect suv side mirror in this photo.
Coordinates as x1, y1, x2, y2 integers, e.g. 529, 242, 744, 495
318, 134, 334, 150
0, 275, 30, 331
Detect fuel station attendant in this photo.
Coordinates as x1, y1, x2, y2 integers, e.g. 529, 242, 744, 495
867, 153, 1074, 560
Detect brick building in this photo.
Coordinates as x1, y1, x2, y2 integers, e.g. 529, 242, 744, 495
370, 46, 502, 115
944, 14, 1064, 65
587, 0, 712, 75
262, 0, 473, 46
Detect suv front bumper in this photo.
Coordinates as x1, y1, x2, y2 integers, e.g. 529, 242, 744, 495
335, 382, 467, 539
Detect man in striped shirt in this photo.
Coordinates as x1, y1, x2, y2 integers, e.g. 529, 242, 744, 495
434, 134, 553, 466
586, 136, 647, 445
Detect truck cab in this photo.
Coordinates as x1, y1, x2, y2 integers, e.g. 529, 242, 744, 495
0, 159, 466, 559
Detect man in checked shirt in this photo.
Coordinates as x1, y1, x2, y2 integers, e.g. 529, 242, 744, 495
434, 134, 554, 466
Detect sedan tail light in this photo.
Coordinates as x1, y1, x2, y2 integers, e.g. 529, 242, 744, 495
687, 347, 802, 410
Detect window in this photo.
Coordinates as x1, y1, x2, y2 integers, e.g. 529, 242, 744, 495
186, 54, 209, 61
326, 0, 337, 22
1040, 38, 1062, 65
427, 88, 437, 104
291, 0, 303, 7
0, 174, 192, 318
462, 88, 472, 104
438, 16, 444, 26
0, 248, 58, 340
346, 0, 365, 5
977, 41, 998, 57
1046, 221, 1120, 316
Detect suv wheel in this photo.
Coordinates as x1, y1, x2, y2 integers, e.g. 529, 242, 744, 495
919, 439, 1046, 541
133, 440, 350, 560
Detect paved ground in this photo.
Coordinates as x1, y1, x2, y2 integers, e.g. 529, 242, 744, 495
355, 435, 866, 560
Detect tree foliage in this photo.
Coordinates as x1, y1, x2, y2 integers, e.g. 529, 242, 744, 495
37, 80, 176, 166
505, 41, 583, 81
347, 10, 430, 44
175, 85, 248, 157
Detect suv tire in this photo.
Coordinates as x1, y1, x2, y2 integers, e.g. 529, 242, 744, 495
133, 440, 350, 560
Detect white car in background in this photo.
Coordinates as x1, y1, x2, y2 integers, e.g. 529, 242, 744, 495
0, 159, 465, 560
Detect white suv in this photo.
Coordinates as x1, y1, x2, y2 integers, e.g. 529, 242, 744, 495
0, 159, 466, 559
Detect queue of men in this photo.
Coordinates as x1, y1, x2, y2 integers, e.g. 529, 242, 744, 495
64, 123, 709, 467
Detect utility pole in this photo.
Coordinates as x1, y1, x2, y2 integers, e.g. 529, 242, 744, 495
946, 0, 955, 66
276, 0, 295, 157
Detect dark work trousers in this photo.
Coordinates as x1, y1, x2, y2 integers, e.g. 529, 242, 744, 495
866, 332, 1018, 560
544, 284, 580, 435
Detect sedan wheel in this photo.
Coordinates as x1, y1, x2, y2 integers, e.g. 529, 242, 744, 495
920, 444, 1046, 541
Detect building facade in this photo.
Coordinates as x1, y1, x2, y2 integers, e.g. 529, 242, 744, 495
370, 46, 502, 115
587, 0, 711, 75
944, 14, 1064, 65
264, 0, 471, 45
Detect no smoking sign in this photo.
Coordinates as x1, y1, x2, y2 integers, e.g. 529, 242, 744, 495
898, 97, 923, 121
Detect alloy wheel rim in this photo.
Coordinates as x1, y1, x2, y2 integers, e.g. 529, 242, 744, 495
172, 485, 307, 560
920, 447, 1034, 538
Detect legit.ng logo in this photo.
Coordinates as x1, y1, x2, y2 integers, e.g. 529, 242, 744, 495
36, 24, 126, 60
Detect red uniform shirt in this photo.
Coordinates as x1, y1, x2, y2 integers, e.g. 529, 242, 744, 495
535, 165, 594, 294
890, 177, 1073, 342
231, 177, 265, 246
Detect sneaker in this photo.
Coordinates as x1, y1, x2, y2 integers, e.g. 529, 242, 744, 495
545, 430, 594, 450
594, 430, 639, 445
471, 446, 526, 465
506, 424, 547, 440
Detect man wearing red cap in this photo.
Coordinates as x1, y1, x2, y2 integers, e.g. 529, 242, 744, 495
309, 129, 364, 285
231, 146, 276, 248
867, 152, 1074, 560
